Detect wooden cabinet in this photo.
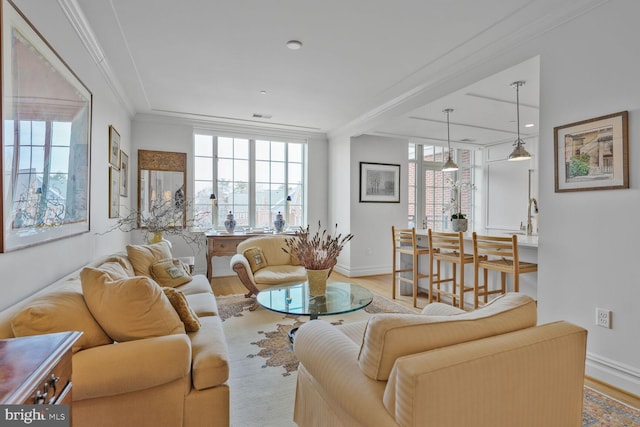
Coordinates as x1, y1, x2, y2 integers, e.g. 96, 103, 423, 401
0, 331, 81, 405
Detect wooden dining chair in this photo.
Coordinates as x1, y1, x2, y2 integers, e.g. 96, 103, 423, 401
472, 232, 538, 308
391, 226, 429, 308
428, 229, 474, 309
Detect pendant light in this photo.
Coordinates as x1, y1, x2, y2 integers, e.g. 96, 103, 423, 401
507, 80, 532, 161
441, 108, 458, 171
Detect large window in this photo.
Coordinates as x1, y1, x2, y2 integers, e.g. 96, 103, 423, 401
193, 133, 305, 230
409, 144, 474, 231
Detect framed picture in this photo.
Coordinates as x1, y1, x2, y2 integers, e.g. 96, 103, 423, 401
1, 0, 92, 252
109, 125, 121, 168
554, 111, 629, 192
109, 167, 120, 218
359, 162, 400, 203
119, 150, 129, 197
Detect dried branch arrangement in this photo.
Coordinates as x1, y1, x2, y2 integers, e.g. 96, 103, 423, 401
283, 221, 354, 270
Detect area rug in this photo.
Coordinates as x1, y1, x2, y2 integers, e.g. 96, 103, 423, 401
218, 294, 640, 427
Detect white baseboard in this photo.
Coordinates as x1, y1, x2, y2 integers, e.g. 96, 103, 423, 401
334, 264, 390, 277
585, 351, 640, 397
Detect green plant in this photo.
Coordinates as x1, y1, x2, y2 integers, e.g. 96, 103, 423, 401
283, 221, 354, 270
569, 153, 590, 177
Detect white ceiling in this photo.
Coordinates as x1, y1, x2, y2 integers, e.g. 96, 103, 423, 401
75, 0, 596, 145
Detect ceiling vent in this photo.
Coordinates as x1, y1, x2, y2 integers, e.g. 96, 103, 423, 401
252, 113, 272, 119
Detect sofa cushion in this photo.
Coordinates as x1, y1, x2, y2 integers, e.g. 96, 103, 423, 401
185, 293, 218, 317
253, 265, 308, 285
243, 247, 268, 273
163, 287, 201, 332
11, 286, 112, 353
151, 258, 192, 287
126, 241, 173, 276
95, 260, 130, 281
189, 316, 230, 390
358, 293, 537, 380
177, 275, 214, 296
80, 267, 185, 342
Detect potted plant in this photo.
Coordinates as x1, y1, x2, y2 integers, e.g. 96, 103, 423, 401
443, 178, 476, 232
283, 221, 353, 295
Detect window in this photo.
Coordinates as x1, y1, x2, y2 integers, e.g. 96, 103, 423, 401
194, 133, 306, 230
409, 144, 474, 231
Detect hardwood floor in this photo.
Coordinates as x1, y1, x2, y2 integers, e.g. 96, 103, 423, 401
211, 272, 640, 409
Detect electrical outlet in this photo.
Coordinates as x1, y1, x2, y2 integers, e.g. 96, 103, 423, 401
596, 308, 611, 329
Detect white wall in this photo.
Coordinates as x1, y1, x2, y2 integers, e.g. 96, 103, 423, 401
0, 1, 132, 311
534, 0, 640, 395
131, 115, 329, 275
345, 135, 408, 276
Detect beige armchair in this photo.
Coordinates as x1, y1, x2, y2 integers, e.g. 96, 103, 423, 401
230, 235, 307, 297
293, 293, 588, 427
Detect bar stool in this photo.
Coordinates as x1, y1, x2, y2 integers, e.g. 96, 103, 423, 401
391, 226, 429, 308
428, 229, 474, 309
472, 232, 538, 308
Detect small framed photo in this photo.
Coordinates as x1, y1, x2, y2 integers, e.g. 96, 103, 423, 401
109, 166, 120, 218
109, 125, 121, 168
359, 162, 400, 203
554, 111, 628, 192
119, 150, 129, 197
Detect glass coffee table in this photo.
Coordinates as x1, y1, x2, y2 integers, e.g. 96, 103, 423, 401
256, 281, 374, 340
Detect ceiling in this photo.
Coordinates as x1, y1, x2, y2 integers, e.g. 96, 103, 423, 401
74, 0, 597, 145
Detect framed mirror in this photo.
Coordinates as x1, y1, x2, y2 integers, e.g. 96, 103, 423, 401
137, 150, 187, 229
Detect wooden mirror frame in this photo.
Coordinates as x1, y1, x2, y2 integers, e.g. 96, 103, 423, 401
137, 150, 187, 228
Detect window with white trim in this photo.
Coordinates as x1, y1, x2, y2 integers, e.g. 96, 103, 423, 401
409, 144, 474, 231
193, 133, 306, 230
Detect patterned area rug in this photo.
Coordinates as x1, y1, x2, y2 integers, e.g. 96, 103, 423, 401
218, 294, 640, 427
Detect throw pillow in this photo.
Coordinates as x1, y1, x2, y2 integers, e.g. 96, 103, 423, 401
96, 260, 130, 281
151, 258, 192, 287
162, 287, 201, 332
80, 267, 184, 342
243, 247, 268, 273
11, 288, 112, 353
126, 241, 173, 276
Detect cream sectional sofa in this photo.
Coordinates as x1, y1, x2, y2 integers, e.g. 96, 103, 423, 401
293, 293, 588, 427
0, 242, 229, 427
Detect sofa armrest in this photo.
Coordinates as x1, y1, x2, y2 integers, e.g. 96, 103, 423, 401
293, 321, 397, 426
72, 334, 191, 400
383, 321, 587, 427
420, 302, 466, 316
230, 254, 259, 297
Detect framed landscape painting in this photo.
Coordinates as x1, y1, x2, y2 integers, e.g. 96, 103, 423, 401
1, 0, 92, 252
554, 111, 628, 192
109, 125, 121, 168
359, 162, 400, 203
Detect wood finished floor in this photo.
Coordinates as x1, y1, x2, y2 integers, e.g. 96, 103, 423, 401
211, 272, 640, 409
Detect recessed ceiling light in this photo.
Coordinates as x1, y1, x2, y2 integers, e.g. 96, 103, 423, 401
286, 40, 303, 50
260, 90, 267, 95
525, 123, 535, 128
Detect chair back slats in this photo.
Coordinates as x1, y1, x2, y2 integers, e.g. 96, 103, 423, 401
473, 234, 517, 259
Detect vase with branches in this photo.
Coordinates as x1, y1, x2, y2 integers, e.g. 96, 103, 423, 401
283, 221, 354, 295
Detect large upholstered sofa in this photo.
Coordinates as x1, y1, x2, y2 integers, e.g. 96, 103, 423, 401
230, 235, 307, 297
293, 293, 588, 427
0, 241, 229, 427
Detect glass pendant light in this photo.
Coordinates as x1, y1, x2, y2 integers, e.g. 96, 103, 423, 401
508, 81, 532, 161
442, 108, 458, 171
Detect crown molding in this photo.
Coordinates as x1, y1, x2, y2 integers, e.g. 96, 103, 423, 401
57, 0, 135, 117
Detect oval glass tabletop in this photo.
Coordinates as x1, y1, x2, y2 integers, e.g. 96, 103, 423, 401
256, 281, 374, 319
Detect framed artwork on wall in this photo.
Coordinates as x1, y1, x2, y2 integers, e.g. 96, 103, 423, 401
109, 125, 121, 168
120, 150, 129, 197
0, 0, 92, 252
109, 166, 120, 218
359, 162, 400, 203
554, 111, 629, 192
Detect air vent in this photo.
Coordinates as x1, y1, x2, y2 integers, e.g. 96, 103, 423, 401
459, 138, 476, 143
252, 113, 272, 119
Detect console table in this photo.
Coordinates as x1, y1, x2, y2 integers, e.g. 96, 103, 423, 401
0, 331, 82, 405
205, 232, 293, 280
